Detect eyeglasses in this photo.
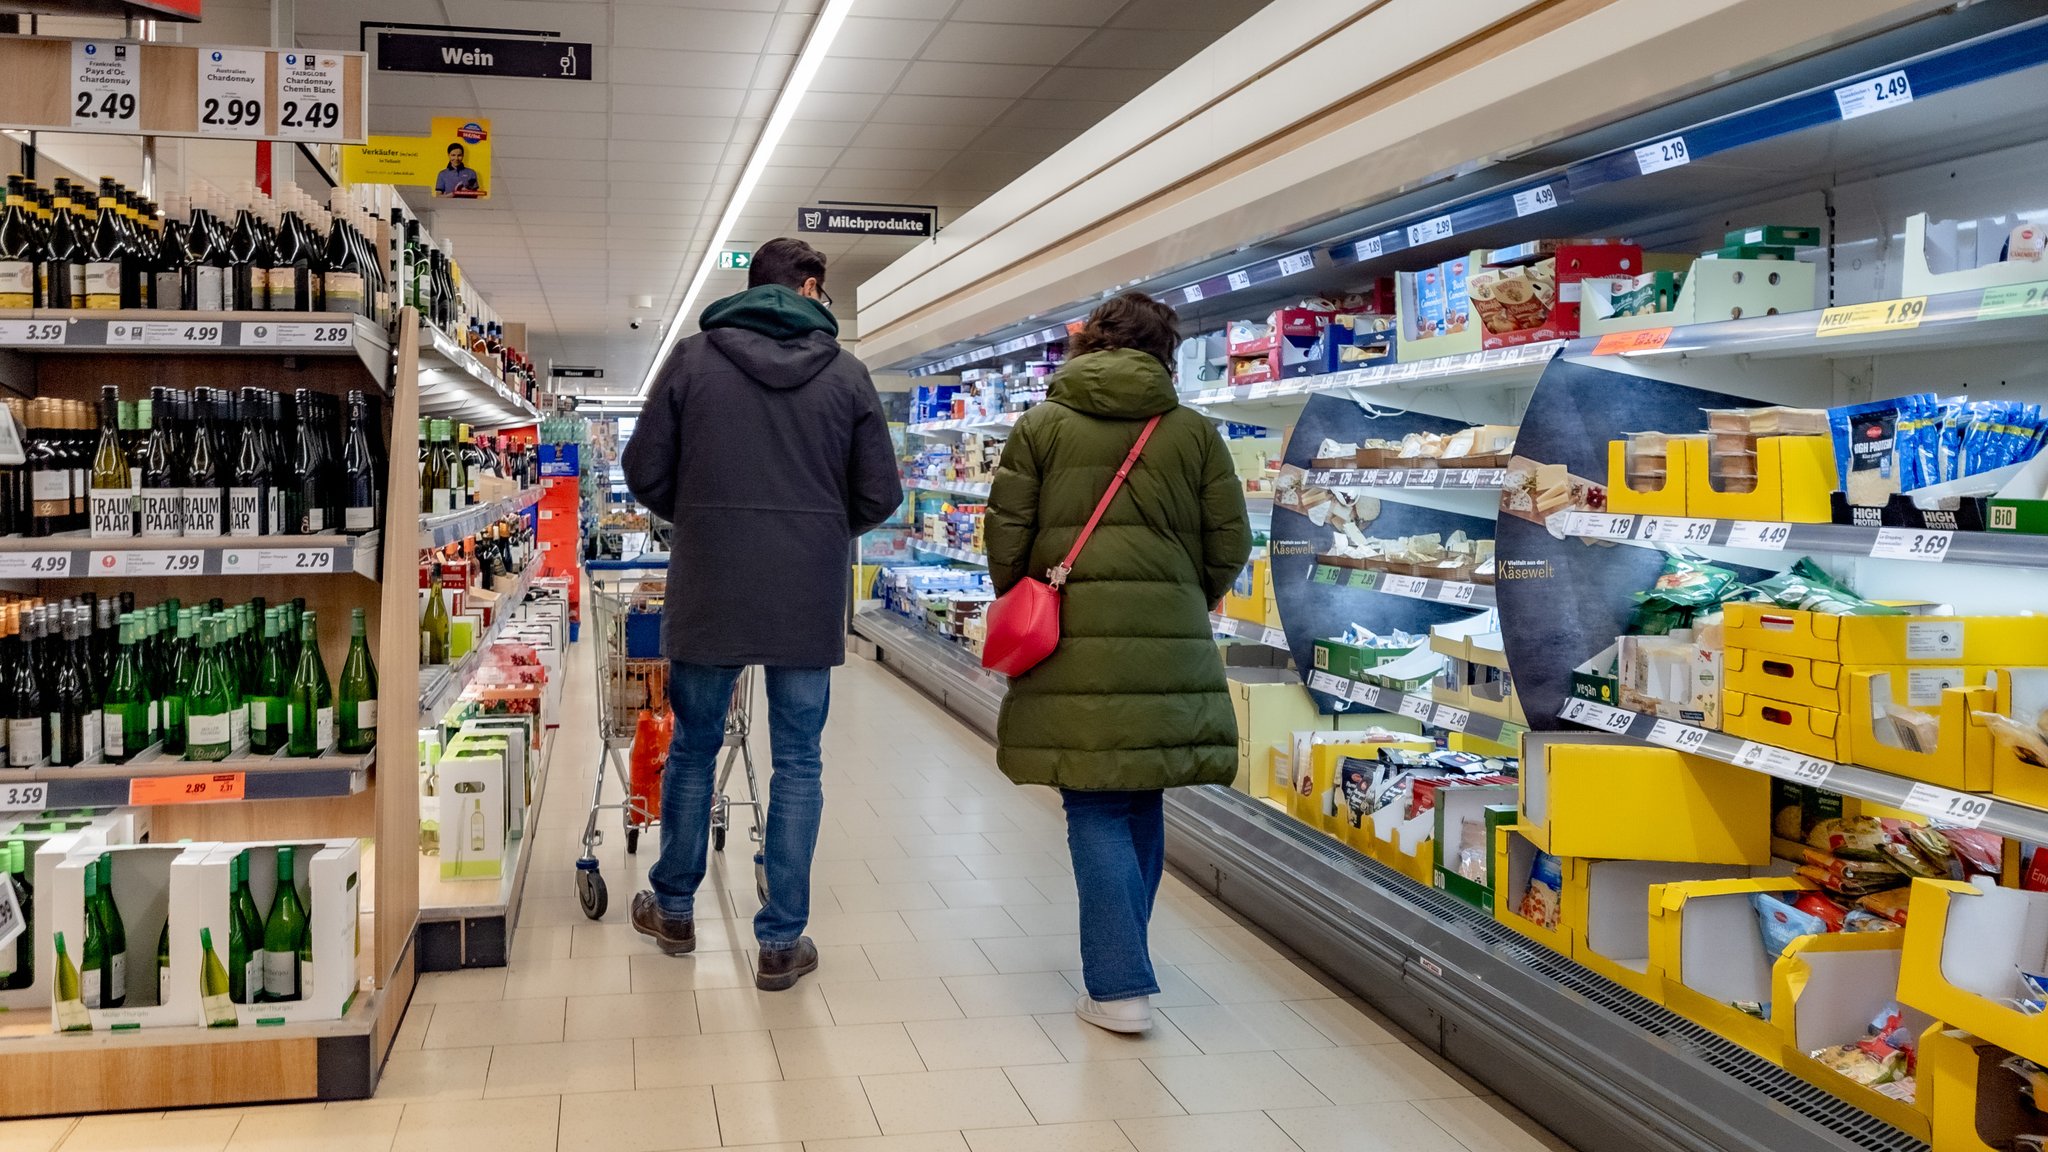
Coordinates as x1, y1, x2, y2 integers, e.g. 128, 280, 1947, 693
813, 283, 835, 308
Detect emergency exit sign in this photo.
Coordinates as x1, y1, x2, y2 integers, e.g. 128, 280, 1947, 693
718, 251, 752, 270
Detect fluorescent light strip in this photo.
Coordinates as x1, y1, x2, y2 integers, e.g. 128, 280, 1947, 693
634, 0, 860, 401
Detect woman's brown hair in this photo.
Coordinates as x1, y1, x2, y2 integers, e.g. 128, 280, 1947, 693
1068, 291, 1180, 370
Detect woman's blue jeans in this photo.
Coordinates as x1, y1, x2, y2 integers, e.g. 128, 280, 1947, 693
1060, 788, 1165, 1001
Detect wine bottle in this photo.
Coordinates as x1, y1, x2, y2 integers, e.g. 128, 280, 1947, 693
44, 178, 85, 309
136, 388, 182, 537
183, 389, 223, 537
287, 611, 331, 756
292, 389, 328, 533
5, 842, 31, 990
232, 851, 264, 1002
249, 608, 288, 754
199, 927, 236, 1026
66, 398, 89, 533
420, 419, 449, 515
338, 607, 377, 754
6, 608, 41, 768
53, 931, 90, 1031
341, 392, 379, 534
229, 387, 271, 537
421, 565, 450, 665
181, 191, 226, 311
83, 177, 125, 310
88, 386, 132, 539
153, 195, 187, 312
0, 175, 39, 309
25, 400, 66, 538
322, 192, 363, 317
48, 609, 86, 768
259, 846, 306, 1002
183, 618, 232, 762
101, 615, 146, 763
94, 855, 126, 1009
224, 611, 249, 750
267, 198, 312, 313
227, 185, 268, 312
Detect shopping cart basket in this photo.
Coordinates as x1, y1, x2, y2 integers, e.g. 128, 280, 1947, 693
575, 572, 763, 920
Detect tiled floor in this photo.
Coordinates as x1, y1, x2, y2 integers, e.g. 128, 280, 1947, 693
0, 639, 1576, 1152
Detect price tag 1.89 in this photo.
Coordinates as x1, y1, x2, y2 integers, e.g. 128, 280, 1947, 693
1902, 783, 1993, 829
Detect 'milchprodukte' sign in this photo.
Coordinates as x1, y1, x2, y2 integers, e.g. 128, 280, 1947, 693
798, 205, 935, 238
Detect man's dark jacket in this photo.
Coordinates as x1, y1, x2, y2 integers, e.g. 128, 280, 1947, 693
624, 285, 903, 667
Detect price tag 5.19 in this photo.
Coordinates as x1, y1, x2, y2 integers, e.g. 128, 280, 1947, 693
1637, 517, 1716, 546
1871, 527, 1953, 562
1902, 782, 1993, 829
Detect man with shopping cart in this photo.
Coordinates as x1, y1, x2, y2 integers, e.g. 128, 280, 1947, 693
623, 237, 904, 990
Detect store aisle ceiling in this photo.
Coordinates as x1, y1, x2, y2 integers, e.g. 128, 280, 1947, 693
293, 0, 1268, 397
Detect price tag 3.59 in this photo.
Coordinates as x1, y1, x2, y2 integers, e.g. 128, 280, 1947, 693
1902, 782, 1993, 829
0, 320, 68, 346
0, 781, 49, 812
1727, 521, 1792, 550
1871, 527, 1952, 562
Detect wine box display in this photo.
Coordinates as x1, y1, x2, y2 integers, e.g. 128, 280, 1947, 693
45, 843, 213, 1031
189, 839, 361, 1026
436, 733, 507, 881
0, 816, 135, 1013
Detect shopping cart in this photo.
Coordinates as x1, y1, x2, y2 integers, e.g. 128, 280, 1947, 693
575, 571, 764, 921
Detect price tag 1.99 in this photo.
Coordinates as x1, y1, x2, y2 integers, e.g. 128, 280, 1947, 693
1871, 527, 1952, 562
1646, 719, 1710, 754
1757, 747, 1833, 788
0, 871, 20, 954
1398, 695, 1434, 722
1902, 782, 1993, 829
0, 781, 49, 812
1727, 521, 1792, 550
1560, 698, 1635, 734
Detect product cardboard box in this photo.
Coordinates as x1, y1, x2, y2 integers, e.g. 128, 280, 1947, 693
1920, 1027, 2026, 1152
1605, 436, 1694, 516
1617, 634, 1721, 728
1723, 604, 2048, 665
1723, 691, 1842, 762
1685, 435, 1834, 522
1290, 732, 1432, 834
1494, 824, 1572, 955
1431, 792, 1515, 908
439, 738, 508, 880
0, 816, 135, 1013
1570, 858, 1751, 1003
1465, 631, 1528, 726
1842, 671, 1992, 791
1774, 932, 1932, 1139
1724, 648, 1845, 712
1989, 669, 2048, 808
1647, 876, 1812, 1059
1222, 557, 1272, 626
1900, 878, 2048, 1068
1519, 733, 1770, 865
46, 843, 217, 1031
193, 840, 362, 1026
1229, 671, 1328, 798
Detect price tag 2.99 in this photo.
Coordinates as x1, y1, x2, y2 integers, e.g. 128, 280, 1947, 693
1871, 527, 1952, 562
1902, 782, 1993, 829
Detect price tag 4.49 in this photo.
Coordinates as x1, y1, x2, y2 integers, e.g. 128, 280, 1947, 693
1727, 521, 1792, 550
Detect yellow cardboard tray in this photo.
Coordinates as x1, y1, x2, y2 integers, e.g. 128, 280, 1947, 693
1521, 736, 1770, 865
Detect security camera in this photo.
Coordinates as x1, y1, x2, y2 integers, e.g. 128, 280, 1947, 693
629, 318, 643, 330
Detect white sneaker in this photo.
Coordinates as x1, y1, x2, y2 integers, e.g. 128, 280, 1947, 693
1075, 994, 1153, 1033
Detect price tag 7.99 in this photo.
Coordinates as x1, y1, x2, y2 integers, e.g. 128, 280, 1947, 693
1902, 783, 1993, 829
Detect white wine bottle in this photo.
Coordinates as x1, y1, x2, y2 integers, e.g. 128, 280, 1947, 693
198, 927, 237, 1027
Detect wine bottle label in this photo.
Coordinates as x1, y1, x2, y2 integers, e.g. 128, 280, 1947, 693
181, 489, 222, 537
356, 700, 378, 730
245, 955, 263, 1000
187, 711, 232, 748
303, 505, 326, 532
268, 489, 287, 537
8, 720, 41, 767
316, 707, 334, 751
231, 704, 249, 748
83, 711, 103, 761
108, 953, 126, 1000
148, 699, 159, 739
31, 469, 69, 518
193, 265, 225, 312
261, 949, 296, 996
344, 506, 375, 532
250, 699, 268, 729
0, 714, 9, 755
69, 265, 86, 301
153, 272, 180, 310
228, 487, 263, 537
106, 715, 124, 759
202, 991, 237, 1027
326, 271, 364, 309
81, 972, 101, 1010
138, 490, 183, 536
0, 260, 32, 308
89, 490, 134, 538
85, 262, 122, 308
267, 266, 300, 301
46, 713, 63, 764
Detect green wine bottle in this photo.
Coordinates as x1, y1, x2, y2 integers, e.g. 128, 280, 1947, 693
183, 619, 234, 762
164, 609, 199, 755
221, 613, 249, 750
250, 609, 290, 754
53, 931, 90, 1032
198, 926, 236, 1027
80, 867, 105, 1010
95, 855, 126, 1009
420, 566, 450, 666
338, 608, 378, 754
5, 842, 30, 990
287, 612, 332, 757
228, 852, 259, 1002
101, 616, 147, 763
260, 846, 306, 1002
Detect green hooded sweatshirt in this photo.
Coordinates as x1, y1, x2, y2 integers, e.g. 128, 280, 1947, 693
985, 349, 1254, 791
700, 283, 839, 341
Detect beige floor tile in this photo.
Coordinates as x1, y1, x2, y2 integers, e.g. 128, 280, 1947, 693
500, 955, 632, 1000
932, 877, 1048, 909
371, 1047, 493, 1104
770, 1022, 925, 1079
1175, 961, 1334, 1004
960, 851, 1067, 879
0, 1118, 72, 1152
1415, 1096, 1577, 1152
58, 1114, 237, 1152
628, 948, 760, 993
1115, 1111, 1300, 1152
806, 1134, 971, 1152
813, 836, 911, 863
1143, 929, 1229, 968
862, 1067, 1035, 1135
866, 856, 976, 884
1141, 1050, 1329, 1113
862, 938, 998, 979
794, 943, 884, 984
962, 1123, 1133, 1152
975, 934, 1081, 974
834, 881, 950, 913
821, 976, 965, 1025
945, 971, 1083, 1018
1279, 1045, 1473, 1105
1284, 999, 1403, 1048
897, 833, 1000, 858
870, 795, 968, 818
422, 996, 565, 1049
411, 968, 508, 1004
633, 1030, 783, 1088
697, 982, 837, 1032
1002, 1060, 1184, 1125
806, 911, 918, 945
713, 1077, 880, 1145
981, 833, 1061, 856
1029, 1011, 1200, 1063
556, 1085, 722, 1152
509, 923, 574, 964
575, 920, 726, 958
222, 1103, 403, 1151
1266, 1101, 1467, 1152
901, 907, 1025, 941
392, 1096, 560, 1152
906, 1015, 1065, 1071
1187, 923, 1287, 964
390, 1003, 432, 1053
1161, 1001, 1335, 1055
1406, 1042, 1493, 1096
1026, 875, 1080, 904
1003, 904, 1081, 937
564, 990, 701, 1041
484, 1038, 635, 1098
935, 812, 1020, 834
1056, 964, 1212, 1009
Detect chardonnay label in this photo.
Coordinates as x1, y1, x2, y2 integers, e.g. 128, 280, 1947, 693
315, 707, 334, 751
138, 490, 183, 536
0, 260, 32, 308
187, 711, 232, 748
181, 489, 222, 537
31, 470, 70, 519
46, 713, 63, 764
304, 506, 326, 532
325, 271, 364, 310
8, 720, 41, 767
344, 505, 375, 532
261, 948, 296, 996
192, 265, 225, 312
356, 701, 378, 730
228, 487, 263, 537
84, 261, 121, 308
202, 991, 237, 1027
89, 490, 132, 537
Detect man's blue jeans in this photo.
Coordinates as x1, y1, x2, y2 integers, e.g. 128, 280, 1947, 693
649, 662, 831, 951
1060, 788, 1165, 1001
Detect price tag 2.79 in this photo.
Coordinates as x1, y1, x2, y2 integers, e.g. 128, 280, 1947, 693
1902, 783, 1993, 829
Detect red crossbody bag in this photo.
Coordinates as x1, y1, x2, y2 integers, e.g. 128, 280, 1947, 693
981, 414, 1162, 677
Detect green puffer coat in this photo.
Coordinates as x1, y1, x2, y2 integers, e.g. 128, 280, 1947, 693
986, 349, 1254, 791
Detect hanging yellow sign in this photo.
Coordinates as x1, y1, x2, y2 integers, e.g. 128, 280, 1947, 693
341, 116, 492, 198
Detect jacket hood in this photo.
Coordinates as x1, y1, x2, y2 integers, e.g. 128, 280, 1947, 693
699, 285, 843, 390
1047, 349, 1179, 419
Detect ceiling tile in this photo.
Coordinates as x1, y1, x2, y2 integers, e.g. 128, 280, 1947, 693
464, 77, 612, 113
846, 0, 958, 17
493, 134, 607, 161
612, 6, 774, 53
609, 48, 762, 88
779, 119, 864, 147
609, 113, 740, 143
868, 93, 1012, 126
612, 85, 750, 118
1110, 0, 1266, 30
897, 60, 1048, 98
1063, 28, 1221, 70
945, 0, 1105, 24
831, 146, 954, 172
991, 97, 1123, 130
1022, 66, 1166, 104
829, 16, 941, 59
920, 21, 1090, 65
809, 56, 909, 94
793, 92, 885, 122
608, 140, 727, 164
849, 120, 984, 150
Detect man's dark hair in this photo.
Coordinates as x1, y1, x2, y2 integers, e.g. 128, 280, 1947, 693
1068, 291, 1180, 369
447, 143, 464, 156
750, 237, 828, 292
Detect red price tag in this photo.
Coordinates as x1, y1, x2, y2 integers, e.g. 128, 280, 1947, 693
1592, 328, 1673, 356
128, 772, 246, 806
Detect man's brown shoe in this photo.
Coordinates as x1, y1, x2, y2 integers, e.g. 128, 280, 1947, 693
755, 937, 819, 991
631, 892, 695, 956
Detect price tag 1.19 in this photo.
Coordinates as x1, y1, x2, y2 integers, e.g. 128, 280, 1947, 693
1727, 521, 1792, 550
128, 772, 246, 806
1646, 719, 1710, 754
71, 41, 140, 130
1902, 782, 1993, 829
1567, 512, 1637, 541
1871, 527, 1953, 563
0, 781, 50, 812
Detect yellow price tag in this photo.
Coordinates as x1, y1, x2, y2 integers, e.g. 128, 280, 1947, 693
1815, 296, 1927, 337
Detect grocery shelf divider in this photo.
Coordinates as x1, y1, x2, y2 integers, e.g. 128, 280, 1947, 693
21, 746, 374, 807
1306, 467, 1508, 492
0, 309, 391, 384
903, 476, 992, 500
416, 727, 559, 971
1209, 613, 1288, 650
1554, 510, 2046, 570
1310, 562, 1495, 609
420, 487, 545, 550
1302, 668, 1524, 744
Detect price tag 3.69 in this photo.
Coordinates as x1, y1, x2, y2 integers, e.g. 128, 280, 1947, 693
1871, 527, 1952, 562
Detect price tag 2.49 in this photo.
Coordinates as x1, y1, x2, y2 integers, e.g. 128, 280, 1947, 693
71, 41, 140, 130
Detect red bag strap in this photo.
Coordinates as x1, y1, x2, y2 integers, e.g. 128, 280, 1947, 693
1049, 414, 1162, 587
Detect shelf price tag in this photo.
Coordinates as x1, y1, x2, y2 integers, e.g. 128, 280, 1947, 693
1432, 704, 1470, 732
129, 772, 246, 806
1979, 282, 2048, 322
196, 48, 266, 138
1381, 575, 1428, 598
0, 781, 49, 812
240, 321, 353, 347
1901, 783, 1993, 829
1247, 381, 1278, 399
0, 553, 72, 579
1278, 251, 1315, 277
1727, 521, 1792, 550
1435, 582, 1477, 606
1634, 136, 1691, 175
1404, 470, 1439, 489
1636, 517, 1715, 545
0, 872, 19, 953
225, 548, 336, 575
1565, 512, 1637, 540
1512, 184, 1558, 218
1757, 747, 1833, 787
71, 41, 140, 130
1307, 671, 1347, 696
1227, 271, 1252, 292
109, 321, 224, 346
1354, 236, 1385, 261
1835, 69, 1913, 120
1560, 698, 1635, 733
1871, 527, 1952, 562
1348, 681, 1381, 707
0, 320, 67, 346
1816, 296, 1926, 338
1406, 215, 1455, 248
1646, 719, 1710, 754
1398, 695, 1434, 722
1260, 627, 1287, 648
276, 51, 346, 141
1183, 283, 1205, 304
1591, 327, 1673, 356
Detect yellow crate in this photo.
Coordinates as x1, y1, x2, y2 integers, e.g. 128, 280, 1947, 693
1494, 824, 1573, 956
1990, 669, 2048, 808
1286, 733, 1431, 835
1900, 878, 2048, 1068
1724, 647, 1844, 712
1774, 931, 1931, 1142
1222, 558, 1272, 626
1724, 603, 2048, 667
1842, 672, 1993, 792
1684, 434, 1834, 522
1647, 876, 1812, 1060
1520, 737, 1771, 865
1605, 437, 1693, 516
1568, 859, 1751, 1005
1723, 690, 1841, 762
1452, 731, 1517, 758
1921, 1027, 2028, 1152
1230, 672, 1329, 800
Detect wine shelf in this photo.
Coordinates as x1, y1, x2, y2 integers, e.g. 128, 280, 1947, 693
416, 324, 541, 429
417, 559, 541, 726
0, 530, 379, 579
0, 309, 391, 383
419, 487, 544, 550
7, 745, 375, 807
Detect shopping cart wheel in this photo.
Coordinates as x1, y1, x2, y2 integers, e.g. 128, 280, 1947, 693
624, 827, 640, 855
576, 860, 608, 920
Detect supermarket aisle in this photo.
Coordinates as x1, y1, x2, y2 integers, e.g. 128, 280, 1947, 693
1, 636, 1571, 1152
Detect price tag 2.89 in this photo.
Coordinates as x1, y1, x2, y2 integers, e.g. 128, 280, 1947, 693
129, 772, 246, 806
1902, 783, 1993, 829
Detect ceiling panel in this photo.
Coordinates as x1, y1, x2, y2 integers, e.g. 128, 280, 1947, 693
1024, 66, 1167, 103
612, 6, 775, 53
921, 22, 1091, 65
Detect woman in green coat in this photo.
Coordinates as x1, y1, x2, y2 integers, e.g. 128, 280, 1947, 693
985, 291, 1253, 1034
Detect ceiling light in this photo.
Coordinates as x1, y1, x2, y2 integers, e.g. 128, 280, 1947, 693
634, 0, 859, 402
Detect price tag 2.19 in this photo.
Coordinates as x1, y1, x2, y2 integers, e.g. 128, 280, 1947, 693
1436, 582, 1477, 606
1727, 521, 1792, 550
1902, 782, 1993, 829
1871, 527, 1952, 562
1635, 136, 1691, 175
